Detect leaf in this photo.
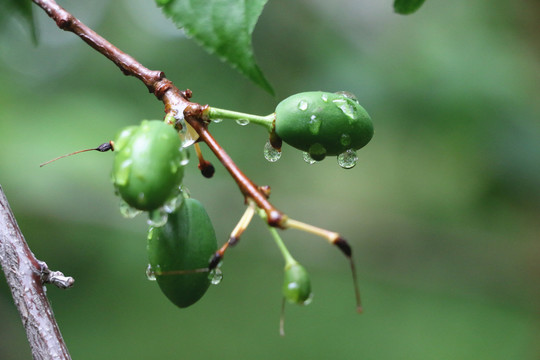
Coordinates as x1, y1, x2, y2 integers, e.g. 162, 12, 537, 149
394, 0, 427, 15
157, 0, 273, 95
0, 0, 37, 42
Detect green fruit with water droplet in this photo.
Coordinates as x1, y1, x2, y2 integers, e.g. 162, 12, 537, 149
147, 198, 218, 308
274, 91, 373, 161
112, 120, 184, 211
283, 262, 312, 305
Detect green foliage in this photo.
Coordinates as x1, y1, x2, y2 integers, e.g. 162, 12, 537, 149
156, 0, 273, 94
274, 91, 373, 160
394, 0, 427, 14
112, 120, 184, 211
0, 0, 36, 41
147, 198, 218, 308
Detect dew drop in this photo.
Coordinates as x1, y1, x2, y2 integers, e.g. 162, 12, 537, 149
235, 119, 250, 126
114, 159, 132, 186
146, 264, 157, 281
335, 91, 359, 103
302, 152, 317, 165
302, 292, 314, 306
147, 208, 168, 227
308, 115, 321, 135
179, 148, 190, 166
337, 149, 358, 169
340, 133, 352, 147
211, 118, 223, 124
263, 140, 282, 162
119, 200, 142, 219
147, 227, 155, 240
297, 100, 308, 111
209, 268, 223, 285
332, 98, 356, 120
179, 122, 199, 148
321, 93, 329, 102
308, 143, 327, 161
163, 193, 184, 213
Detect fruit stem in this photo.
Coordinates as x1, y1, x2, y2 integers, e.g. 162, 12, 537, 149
205, 107, 275, 132
261, 209, 296, 267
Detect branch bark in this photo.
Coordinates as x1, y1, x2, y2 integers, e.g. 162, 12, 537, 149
0, 186, 72, 360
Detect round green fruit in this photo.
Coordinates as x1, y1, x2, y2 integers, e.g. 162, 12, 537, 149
147, 198, 218, 308
112, 120, 184, 211
283, 262, 312, 305
275, 91, 373, 161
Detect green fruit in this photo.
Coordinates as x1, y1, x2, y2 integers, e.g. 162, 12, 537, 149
112, 120, 184, 211
147, 198, 218, 308
275, 91, 373, 161
283, 262, 312, 305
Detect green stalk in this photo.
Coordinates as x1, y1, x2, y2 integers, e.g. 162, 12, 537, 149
206, 107, 275, 132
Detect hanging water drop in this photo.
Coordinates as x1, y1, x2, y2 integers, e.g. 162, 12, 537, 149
212, 118, 223, 124
297, 100, 308, 111
337, 149, 358, 169
264, 140, 282, 162
147, 208, 168, 227
179, 148, 190, 166
308, 143, 327, 161
146, 264, 157, 281
235, 119, 250, 126
208, 267, 223, 285
163, 193, 184, 213
119, 200, 142, 219
302, 152, 317, 165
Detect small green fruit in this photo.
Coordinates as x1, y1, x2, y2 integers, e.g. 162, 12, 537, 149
112, 120, 184, 211
275, 91, 373, 161
283, 262, 312, 305
147, 198, 218, 308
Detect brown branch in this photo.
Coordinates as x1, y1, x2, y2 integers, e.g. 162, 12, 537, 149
31, 0, 284, 226
0, 185, 73, 360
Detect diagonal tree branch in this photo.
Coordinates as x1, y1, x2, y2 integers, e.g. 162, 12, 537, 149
0, 185, 73, 360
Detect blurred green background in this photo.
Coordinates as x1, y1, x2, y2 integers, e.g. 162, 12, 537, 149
1, 0, 539, 359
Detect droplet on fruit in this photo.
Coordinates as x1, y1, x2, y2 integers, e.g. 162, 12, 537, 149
308, 115, 321, 135
147, 208, 168, 227
302, 152, 317, 165
209, 267, 223, 285
297, 100, 308, 111
119, 200, 141, 219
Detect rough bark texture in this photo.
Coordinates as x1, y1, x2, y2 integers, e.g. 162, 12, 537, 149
0, 186, 71, 360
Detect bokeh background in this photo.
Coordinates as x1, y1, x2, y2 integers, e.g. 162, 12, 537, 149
1, 0, 539, 359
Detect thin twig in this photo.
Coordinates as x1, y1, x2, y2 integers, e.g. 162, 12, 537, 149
0, 185, 72, 360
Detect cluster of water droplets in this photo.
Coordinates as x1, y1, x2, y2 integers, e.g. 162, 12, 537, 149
263, 140, 282, 162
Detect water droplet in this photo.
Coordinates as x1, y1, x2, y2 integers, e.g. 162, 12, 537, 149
263, 140, 281, 162
119, 200, 141, 219
308, 115, 321, 135
308, 143, 327, 161
297, 100, 308, 111
235, 119, 250, 126
147, 227, 155, 240
340, 133, 352, 146
332, 99, 356, 120
209, 268, 223, 285
179, 122, 198, 148
337, 149, 358, 169
302, 152, 317, 165
146, 264, 157, 281
321, 93, 329, 102
335, 91, 359, 103
147, 208, 168, 227
179, 148, 190, 166
211, 118, 223, 123
163, 193, 183, 213
114, 159, 132, 186
302, 292, 314, 305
